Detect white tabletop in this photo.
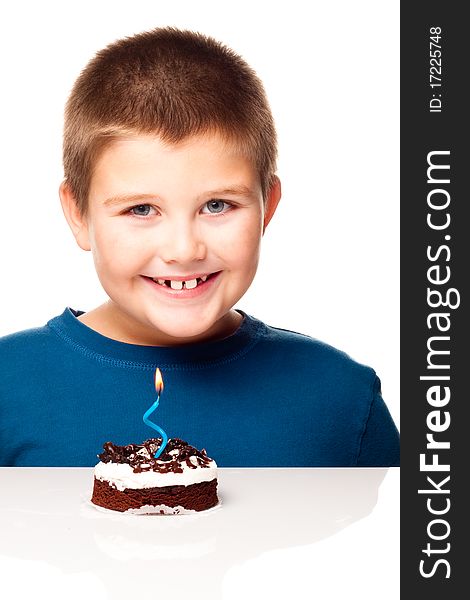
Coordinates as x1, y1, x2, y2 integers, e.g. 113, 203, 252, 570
0, 467, 399, 599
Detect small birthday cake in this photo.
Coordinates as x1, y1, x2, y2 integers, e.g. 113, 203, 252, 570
91, 438, 218, 514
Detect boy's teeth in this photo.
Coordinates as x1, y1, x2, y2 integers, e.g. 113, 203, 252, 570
184, 278, 198, 289
151, 274, 212, 289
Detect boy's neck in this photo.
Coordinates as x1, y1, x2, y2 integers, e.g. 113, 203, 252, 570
76, 301, 243, 347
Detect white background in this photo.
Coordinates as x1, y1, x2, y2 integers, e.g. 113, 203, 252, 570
0, 0, 399, 429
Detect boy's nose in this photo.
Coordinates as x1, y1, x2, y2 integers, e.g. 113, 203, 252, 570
158, 221, 206, 264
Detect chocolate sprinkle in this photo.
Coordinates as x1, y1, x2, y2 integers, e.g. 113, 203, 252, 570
98, 438, 214, 474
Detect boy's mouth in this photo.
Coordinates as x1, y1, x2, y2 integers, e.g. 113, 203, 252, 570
142, 272, 220, 291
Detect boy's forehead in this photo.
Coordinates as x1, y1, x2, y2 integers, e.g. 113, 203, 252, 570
89, 131, 262, 200
105, 130, 248, 158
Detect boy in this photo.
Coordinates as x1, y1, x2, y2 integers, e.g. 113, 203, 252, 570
0, 27, 399, 467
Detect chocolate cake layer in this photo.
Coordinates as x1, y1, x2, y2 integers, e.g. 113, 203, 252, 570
92, 477, 218, 513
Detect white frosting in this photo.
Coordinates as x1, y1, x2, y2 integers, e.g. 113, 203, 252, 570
123, 504, 197, 515
94, 459, 217, 491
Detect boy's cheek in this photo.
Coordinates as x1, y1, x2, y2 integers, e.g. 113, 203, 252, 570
219, 224, 262, 257
214, 213, 263, 247
91, 225, 143, 254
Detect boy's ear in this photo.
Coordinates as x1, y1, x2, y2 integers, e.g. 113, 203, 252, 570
59, 181, 91, 251
263, 175, 281, 234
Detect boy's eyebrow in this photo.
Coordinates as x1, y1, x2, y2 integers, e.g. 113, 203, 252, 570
103, 193, 158, 207
204, 185, 258, 199
103, 186, 258, 206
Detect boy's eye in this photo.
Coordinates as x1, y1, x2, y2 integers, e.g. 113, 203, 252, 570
130, 204, 153, 216
202, 200, 231, 214
127, 201, 231, 217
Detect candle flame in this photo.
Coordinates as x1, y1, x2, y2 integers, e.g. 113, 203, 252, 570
154, 368, 164, 395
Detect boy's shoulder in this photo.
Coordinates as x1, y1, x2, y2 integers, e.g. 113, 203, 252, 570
255, 316, 377, 384
0, 321, 52, 351
0, 315, 62, 370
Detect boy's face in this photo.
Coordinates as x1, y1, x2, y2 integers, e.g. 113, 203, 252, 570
62, 133, 280, 345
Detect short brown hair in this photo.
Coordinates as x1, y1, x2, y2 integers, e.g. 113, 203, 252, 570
63, 27, 278, 216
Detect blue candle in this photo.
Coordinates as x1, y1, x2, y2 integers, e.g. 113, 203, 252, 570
143, 368, 168, 459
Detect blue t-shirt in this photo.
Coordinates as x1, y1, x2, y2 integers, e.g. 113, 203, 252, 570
0, 308, 399, 467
